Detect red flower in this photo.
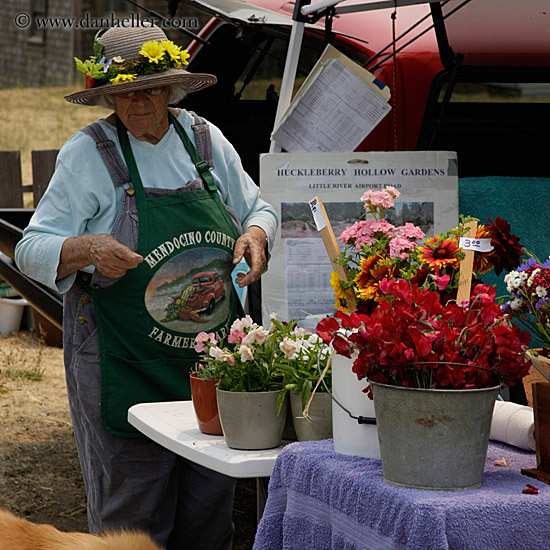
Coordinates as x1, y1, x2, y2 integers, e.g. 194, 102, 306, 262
485, 217, 523, 276
319, 278, 531, 396
316, 317, 340, 344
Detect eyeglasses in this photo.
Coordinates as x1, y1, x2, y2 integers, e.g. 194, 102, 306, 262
114, 87, 165, 99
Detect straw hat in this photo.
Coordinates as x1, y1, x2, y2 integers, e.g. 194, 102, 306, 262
65, 24, 216, 105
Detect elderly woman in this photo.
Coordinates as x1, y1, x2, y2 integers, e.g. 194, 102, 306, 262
15, 24, 278, 550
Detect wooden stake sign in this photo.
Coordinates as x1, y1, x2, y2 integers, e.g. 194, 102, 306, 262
522, 382, 550, 485
456, 220, 478, 305
309, 196, 357, 311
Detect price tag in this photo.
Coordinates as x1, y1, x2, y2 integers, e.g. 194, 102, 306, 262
459, 237, 493, 253
309, 196, 327, 231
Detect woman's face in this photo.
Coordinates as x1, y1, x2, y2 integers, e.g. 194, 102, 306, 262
113, 86, 170, 141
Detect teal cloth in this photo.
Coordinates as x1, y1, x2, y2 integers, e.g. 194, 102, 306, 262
459, 176, 550, 346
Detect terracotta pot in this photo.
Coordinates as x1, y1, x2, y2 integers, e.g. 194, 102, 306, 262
523, 349, 550, 408
189, 372, 222, 435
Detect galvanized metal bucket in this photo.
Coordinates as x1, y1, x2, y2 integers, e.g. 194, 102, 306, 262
370, 381, 500, 491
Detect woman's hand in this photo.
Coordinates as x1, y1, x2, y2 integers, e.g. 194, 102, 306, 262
57, 233, 143, 281
232, 226, 268, 287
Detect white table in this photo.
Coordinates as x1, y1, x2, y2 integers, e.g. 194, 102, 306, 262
128, 400, 287, 519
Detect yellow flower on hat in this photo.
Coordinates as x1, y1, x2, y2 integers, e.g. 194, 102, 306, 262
139, 40, 165, 64
110, 73, 137, 85
180, 49, 190, 65
162, 40, 182, 61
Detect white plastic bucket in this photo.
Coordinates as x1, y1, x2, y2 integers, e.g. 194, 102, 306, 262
0, 297, 28, 335
332, 352, 381, 459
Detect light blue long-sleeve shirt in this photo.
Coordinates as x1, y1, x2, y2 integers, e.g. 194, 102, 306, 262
15, 108, 278, 294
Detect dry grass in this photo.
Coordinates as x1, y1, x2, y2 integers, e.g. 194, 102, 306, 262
0, 86, 111, 187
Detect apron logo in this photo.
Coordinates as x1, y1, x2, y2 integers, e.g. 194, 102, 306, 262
148, 321, 230, 349
144, 230, 235, 269
144, 247, 234, 340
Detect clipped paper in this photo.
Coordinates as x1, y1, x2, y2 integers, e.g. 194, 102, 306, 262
272, 44, 391, 153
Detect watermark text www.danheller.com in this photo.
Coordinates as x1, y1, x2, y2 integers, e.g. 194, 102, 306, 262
14, 12, 199, 30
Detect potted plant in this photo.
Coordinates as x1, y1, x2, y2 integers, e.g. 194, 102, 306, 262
318, 185, 531, 489
272, 322, 332, 441
189, 342, 223, 436
501, 256, 550, 406
196, 315, 287, 450
317, 279, 532, 490
196, 315, 332, 448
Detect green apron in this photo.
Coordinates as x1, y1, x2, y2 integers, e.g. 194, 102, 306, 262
80, 112, 243, 437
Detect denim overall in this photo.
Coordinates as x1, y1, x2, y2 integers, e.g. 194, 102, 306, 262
63, 112, 241, 548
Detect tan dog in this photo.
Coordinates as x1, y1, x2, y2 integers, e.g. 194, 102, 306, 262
0, 509, 164, 550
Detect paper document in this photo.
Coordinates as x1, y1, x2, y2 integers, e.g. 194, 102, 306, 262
272, 46, 391, 152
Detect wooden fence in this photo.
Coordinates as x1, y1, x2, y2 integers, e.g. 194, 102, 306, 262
0, 150, 59, 208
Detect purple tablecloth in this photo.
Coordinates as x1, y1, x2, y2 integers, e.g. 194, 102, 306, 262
253, 440, 548, 550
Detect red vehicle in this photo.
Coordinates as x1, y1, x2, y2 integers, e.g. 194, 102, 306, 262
180, 0, 550, 180
186, 271, 225, 314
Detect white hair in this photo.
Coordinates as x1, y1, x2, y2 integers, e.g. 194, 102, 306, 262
95, 83, 188, 109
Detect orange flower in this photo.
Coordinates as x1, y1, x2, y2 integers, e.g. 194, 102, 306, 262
355, 258, 395, 301
354, 256, 379, 289
418, 236, 461, 269
473, 225, 493, 274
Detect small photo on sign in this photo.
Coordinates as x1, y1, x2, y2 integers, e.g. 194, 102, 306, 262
281, 202, 364, 239
385, 202, 435, 238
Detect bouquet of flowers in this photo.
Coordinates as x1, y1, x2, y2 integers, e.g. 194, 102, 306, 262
333, 186, 425, 313
332, 186, 524, 313
195, 315, 330, 413
317, 278, 532, 395
502, 256, 550, 354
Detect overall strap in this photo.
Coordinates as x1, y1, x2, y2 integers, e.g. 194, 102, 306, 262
81, 122, 134, 195
168, 111, 217, 193
190, 111, 215, 169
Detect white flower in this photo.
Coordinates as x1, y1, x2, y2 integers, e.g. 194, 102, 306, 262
510, 298, 524, 311
230, 315, 255, 332
242, 327, 268, 345
536, 286, 548, 298
291, 326, 312, 337
209, 346, 225, 360
280, 337, 299, 359
527, 268, 541, 288
238, 345, 254, 361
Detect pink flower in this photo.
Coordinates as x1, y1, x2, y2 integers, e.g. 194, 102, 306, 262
339, 220, 371, 244
435, 274, 451, 290
228, 330, 245, 344
370, 219, 395, 235
361, 187, 401, 209
194, 332, 217, 353
388, 236, 417, 259
394, 222, 425, 241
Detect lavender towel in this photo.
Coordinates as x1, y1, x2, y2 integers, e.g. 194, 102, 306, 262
253, 440, 548, 550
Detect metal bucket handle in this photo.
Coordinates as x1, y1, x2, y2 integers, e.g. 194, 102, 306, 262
317, 357, 506, 426
316, 351, 376, 425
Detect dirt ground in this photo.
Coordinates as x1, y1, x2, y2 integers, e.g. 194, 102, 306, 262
0, 331, 257, 548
